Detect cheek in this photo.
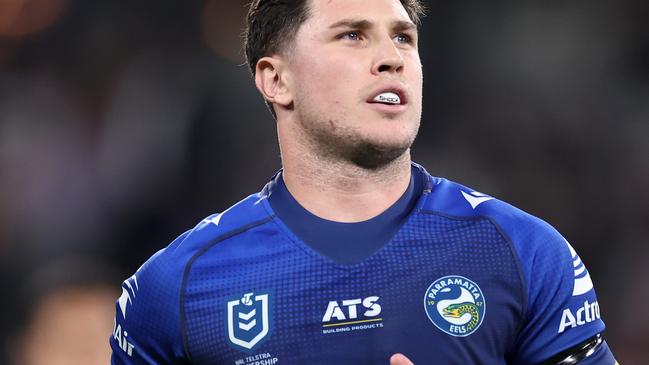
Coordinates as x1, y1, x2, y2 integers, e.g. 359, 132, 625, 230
404, 51, 423, 78
406, 63, 423, 103
407, 54, 423, 85
293, 53, 363, 104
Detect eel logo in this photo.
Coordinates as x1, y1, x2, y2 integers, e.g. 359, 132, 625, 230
424, 275, 486, 337
226, 292, 272, 352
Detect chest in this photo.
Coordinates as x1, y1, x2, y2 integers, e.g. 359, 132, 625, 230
183, 218, 524, 365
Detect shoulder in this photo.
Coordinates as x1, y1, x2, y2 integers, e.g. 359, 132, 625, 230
418, 173, 575, 305
137, 191, 275, 291
111, 192, 274, 361
415, 168, 608, 363
420, 173, 566, 256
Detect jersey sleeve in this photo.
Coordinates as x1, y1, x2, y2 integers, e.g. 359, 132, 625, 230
110, 231, 191, 364
501, 213, 615, 364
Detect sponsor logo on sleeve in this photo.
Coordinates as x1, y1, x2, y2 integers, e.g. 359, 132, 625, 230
424, 275, 486, 337
566, 240, 594, 296
117, 274, 138, 319
558, 300, 601, 333
113, 275, 138, 357
557, 241, 600, 334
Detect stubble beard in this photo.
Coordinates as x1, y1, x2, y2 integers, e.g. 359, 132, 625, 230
299, 115, 418, 170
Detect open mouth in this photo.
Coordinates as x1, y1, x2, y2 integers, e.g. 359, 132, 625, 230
367, 88, 407, 108
373, 91, 401, 105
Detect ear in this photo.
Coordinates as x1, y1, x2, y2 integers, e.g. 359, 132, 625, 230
254, 56, 293, 109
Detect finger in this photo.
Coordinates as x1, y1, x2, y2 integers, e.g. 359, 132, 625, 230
390, 353, 415, 365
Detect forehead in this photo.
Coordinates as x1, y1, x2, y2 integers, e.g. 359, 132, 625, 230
306, 0, 413, 27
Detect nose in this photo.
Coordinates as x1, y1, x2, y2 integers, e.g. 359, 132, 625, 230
371, 37, 405, 75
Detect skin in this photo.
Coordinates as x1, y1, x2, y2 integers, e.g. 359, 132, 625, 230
13, 287, 116, 365
391, 353, 416, 365
255, 0, 421, 363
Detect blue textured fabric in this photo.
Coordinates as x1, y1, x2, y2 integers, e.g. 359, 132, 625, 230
267, 165, 422, 264
110, 163, 615, 365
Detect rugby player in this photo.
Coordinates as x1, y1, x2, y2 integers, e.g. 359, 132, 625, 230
110, 1, 618, 364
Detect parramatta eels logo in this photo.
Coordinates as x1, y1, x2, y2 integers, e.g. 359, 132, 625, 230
424, 275, 486, 337
226, 292, 272, 352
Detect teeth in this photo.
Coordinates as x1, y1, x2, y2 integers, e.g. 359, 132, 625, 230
373, 92, 401, 104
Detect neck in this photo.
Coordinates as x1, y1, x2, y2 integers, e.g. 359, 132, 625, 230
278, 125, 412, 223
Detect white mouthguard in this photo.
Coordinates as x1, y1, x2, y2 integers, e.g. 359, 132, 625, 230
373, 92, 401, 105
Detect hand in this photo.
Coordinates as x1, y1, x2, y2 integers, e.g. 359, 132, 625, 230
390, 353, 414, 365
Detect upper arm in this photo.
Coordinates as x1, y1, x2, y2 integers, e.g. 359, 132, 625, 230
504, 218, 614, 365
505, 217, 615, 364
110, 235, 190, 364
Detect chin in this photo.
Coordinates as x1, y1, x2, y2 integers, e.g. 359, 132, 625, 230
347, 138, 413, 170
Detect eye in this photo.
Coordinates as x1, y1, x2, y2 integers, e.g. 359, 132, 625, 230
393, 33, 413, 44
341, 31, 362, 41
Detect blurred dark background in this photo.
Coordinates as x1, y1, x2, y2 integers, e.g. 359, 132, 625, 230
0, 0, 647, 363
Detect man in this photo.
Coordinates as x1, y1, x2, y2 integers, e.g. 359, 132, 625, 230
110, 0, 618, 364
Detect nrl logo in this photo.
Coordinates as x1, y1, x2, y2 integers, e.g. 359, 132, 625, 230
226, 292, 272, 352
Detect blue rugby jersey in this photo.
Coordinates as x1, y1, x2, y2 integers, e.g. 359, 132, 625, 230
110, 164, 616, 365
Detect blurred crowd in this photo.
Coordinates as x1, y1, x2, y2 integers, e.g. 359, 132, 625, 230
0, 0, 647, 363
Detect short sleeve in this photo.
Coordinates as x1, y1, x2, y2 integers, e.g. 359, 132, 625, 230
507, 218, 612, 364
110, 232, 190, 364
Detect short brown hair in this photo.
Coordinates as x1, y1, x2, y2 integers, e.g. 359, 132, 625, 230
244, 0, 425, 75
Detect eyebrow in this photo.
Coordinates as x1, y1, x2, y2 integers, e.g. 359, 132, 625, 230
328, 18, 372, 30
328, 18, 417, 33
392, 20, 418, 33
